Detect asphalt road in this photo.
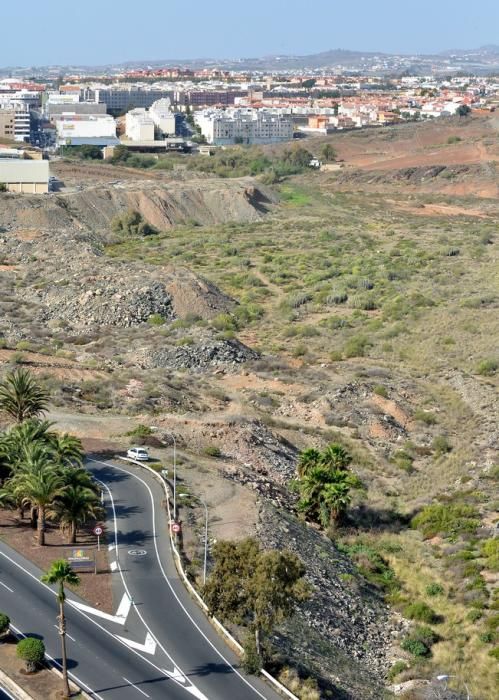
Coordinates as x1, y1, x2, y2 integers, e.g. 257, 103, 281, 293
0, 456, 281, 700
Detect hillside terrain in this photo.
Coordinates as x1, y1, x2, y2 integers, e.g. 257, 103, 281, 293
0, 115, 497, 699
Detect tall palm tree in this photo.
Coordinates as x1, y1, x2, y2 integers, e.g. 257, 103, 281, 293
49, 485, 103, 544
0, 419, 54, 476
41, 560, 80, 699
0, 369, 49, 423
58, 465, 97, 492
9, 445, 63, 545
296, 447, 321, 479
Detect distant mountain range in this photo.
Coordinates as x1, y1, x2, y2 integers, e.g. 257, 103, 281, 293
2, 45, 499, 78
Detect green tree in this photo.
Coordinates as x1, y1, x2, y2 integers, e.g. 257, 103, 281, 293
203, 538, 308, 663
16, 637, 45, 672
296, 447, 322, 479
319, 479, 352, 527
41, 560, 80, 697
320, 443, 351, 471
0, 369, 49, 423
49, 485, 103, 544
320, 144, 337, 162
9, 444, 63, 545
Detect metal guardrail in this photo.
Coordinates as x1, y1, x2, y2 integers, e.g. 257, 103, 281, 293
119, 456, 299, 700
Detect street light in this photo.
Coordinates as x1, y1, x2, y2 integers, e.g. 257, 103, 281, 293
163, 433, 177, 519
436, 674, 471, 700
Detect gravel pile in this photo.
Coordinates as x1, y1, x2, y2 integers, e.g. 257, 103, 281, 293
35, 280, 174, 327
148, 339, 259, 370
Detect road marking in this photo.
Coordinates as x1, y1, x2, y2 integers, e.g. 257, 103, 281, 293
0, 581, 13, 592
53, 624, 75, 642
91, 458, 267, 700
69, 592, 130, 625
110, 560, 118, 572
116, 631, 156, 655
94, 471, 209, 700
122, 677, 150, 698
0, 549, 195, 698
163, 666, 185, 684
128, 549, 147, 556
108, 543, 115, 552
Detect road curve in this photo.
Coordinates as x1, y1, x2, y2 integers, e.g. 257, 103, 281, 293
86, 457, 281, 700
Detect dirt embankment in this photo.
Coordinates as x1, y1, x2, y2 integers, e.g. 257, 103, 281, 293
0, 178, 275, 233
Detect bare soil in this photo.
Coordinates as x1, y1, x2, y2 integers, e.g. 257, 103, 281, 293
0, 508, 113, 614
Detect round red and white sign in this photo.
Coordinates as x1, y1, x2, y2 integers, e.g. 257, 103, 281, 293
171, 523, 181, 533
93, 525, 103, 536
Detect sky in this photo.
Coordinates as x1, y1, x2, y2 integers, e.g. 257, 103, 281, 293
1, 0, 498, 67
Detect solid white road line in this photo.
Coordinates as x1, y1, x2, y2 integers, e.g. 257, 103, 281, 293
0, 581, 14, 592
69, 598, 128, 625
95, 474, 208, 700
110, 560, 118, 571
123, 677, 150, 698
90, 458, 268, 700
53, 624, 76, 642
0, 548, 203, 697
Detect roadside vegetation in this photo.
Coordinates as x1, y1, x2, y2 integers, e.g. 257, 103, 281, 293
0, 369, 104, 546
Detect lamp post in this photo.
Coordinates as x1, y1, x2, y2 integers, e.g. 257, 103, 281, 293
164, 433, 177, 519
200, 497, 208, 586
436, 674, 471, 700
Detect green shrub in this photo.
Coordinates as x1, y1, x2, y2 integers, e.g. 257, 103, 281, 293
111, 209, 158, 237
481, 539, 499, 571
0, 612, 10, 634
432, 435, 451, 456
401, 638, 430, 657
411, 502, 479, 539
387, 660, 409, 681
467, 609, 483, 622
476, 359, 498, 376
404, 601, 439, 624
242, 634, 262, 674
16, 637, 45, 672
147, 314, 166, 326
373, 385, 388, 398
204, 445, 222, 458
126, 424, 153, 440
343, 335, 370, 358
488, 646, 499, 660
426, 583, 444, 597
414, 409, 438, 425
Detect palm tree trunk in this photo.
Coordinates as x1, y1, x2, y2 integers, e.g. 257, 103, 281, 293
58, 598, 71, 698
254, 625, 262, 660
30, 505, 37, 529
71, 522, 76, 545
37, 504, 45, 546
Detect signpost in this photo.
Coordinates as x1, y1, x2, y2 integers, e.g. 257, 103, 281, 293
65, 548, 96, 574
171, 522, 181, 534
93, 525, 103, 551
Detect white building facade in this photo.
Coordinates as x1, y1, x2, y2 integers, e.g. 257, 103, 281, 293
125, 108, 155, 141
195, 108, 294, 145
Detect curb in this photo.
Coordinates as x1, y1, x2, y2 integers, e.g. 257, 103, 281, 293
0, 666, 34, 700
119, 456, 299, 700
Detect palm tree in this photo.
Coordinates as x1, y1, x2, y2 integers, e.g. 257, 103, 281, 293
319, 479, 352, 528
1, 419, 54, 476
41, 560, 80, 699
296, 447, 321, 479
0, 369, 49, 423
49, 485, 103, 544
298, 465, 333, 520
48, 433, 83, 469
9, 445, 63, 545
320, 444, 352, 471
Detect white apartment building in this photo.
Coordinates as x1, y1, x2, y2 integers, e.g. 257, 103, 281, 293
149, 98, 177, 136
195, 108, 293, 145
125, 108, 155, 141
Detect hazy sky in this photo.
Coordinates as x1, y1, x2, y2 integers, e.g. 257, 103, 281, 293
1, 0, 498, 66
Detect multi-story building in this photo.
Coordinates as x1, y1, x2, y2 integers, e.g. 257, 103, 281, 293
84, 86, 175, 112
176, 90, 247, 108
149, 98, 178, 136
195, 108, 294, 145
0, 148, 49, 193
125, 108, 155, 141
0, 109, 15, 139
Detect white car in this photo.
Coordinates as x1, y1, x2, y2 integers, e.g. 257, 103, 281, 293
127, 447, 149, 461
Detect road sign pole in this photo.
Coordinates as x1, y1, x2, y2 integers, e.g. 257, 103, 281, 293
97, 534, 100, 551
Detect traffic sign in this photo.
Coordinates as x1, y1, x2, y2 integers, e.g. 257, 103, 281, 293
93, 526, 103, 536
171, 522, 181, 534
